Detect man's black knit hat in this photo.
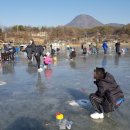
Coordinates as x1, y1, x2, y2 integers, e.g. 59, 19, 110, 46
94, 67, 105, 74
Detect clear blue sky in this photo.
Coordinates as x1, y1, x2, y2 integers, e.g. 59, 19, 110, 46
0, 0, 130, 27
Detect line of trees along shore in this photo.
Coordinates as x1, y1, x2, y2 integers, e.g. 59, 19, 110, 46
0, 24, 130, 44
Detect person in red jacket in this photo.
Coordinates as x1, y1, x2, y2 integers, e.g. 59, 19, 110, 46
89, 67, 124, 119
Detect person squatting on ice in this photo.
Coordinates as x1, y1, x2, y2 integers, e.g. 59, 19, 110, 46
43, 52, 52, 69
89, 67, 124, 119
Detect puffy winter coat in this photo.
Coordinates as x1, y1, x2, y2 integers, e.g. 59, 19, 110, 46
44, 56, 52, 65
102, 42, 108, 50
95, 72, 124, 113
34, 45, 44, 57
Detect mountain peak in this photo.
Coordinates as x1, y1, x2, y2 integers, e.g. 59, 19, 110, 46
76, 14, 91, 17
66, 14, 103, 29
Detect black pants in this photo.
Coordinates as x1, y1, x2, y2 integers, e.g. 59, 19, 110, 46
89, 93, 103, 113
27, 54, 32, 61
9, 52, 15, 60
35, 55, 41, 69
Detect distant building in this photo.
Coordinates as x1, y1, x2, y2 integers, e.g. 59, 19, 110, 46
31, 32, 48, 38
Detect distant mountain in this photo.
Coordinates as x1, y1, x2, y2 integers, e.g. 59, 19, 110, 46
66, 14, 103, 29
105, 23, 124, 27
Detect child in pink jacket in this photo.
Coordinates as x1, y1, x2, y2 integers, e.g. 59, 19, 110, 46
43, 52, 52, 68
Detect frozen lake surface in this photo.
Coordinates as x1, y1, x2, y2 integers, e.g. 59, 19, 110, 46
0, 51, 130, 130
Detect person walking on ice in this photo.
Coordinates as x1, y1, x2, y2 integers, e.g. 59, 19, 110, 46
34, 45, 44, 72
102, 40, 108, 54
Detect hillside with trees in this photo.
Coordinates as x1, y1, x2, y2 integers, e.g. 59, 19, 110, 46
0, 24, 130, 44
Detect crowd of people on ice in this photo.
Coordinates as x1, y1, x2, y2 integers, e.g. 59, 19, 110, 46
0, 39, 128, 63
80, 40, 127, 56
0, 39, 126, 120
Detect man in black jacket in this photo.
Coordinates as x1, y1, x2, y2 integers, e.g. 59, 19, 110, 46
89, 67, 124, 119
34, 45, 44, 72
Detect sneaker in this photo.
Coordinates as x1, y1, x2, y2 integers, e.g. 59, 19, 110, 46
44, 65, 47, 69
38, 68, 43, 72
90, 112, 104, 119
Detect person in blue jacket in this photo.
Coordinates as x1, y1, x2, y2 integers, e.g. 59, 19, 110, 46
102, 40, 108, 54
